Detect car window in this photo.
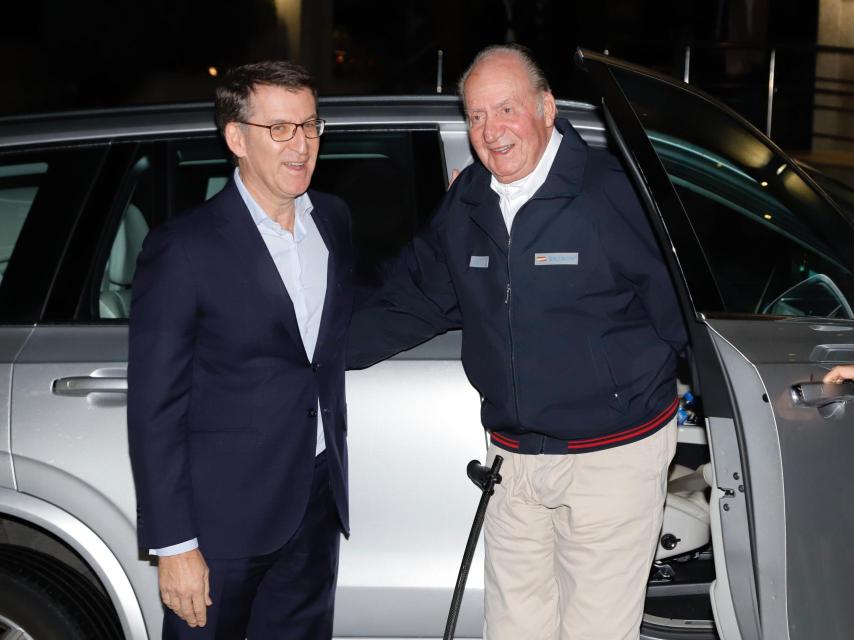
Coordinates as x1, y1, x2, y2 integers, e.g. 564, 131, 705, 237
99, 153, 154, 320
0, 161, 45, 283
0, 148, 106, 322
609, 67, 854, 319
91, 128, 445, 320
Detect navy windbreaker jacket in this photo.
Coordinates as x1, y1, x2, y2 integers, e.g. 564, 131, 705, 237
347, 118, 688, 453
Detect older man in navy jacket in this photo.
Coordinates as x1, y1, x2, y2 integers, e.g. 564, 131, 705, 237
128, 61, 352, 639
348, 45, 687, 640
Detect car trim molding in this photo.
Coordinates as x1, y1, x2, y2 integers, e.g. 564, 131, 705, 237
0, 487, 148, 640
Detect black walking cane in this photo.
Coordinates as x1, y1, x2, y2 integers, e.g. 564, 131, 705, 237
443, 455, 504, 640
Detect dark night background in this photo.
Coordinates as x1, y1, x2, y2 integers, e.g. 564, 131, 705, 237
0, 1, 827, 150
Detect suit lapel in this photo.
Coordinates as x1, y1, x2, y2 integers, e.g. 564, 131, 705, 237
211, 181, 308, 360
310, 198, 339, 361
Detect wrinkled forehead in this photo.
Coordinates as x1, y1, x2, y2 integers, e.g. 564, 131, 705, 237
246, 85, 317, 119
463, 58, 537, 109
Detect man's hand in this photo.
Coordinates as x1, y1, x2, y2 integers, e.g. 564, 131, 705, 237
158, 548, 212, 628
823, 365, 854, 384
448, 169, 460, 189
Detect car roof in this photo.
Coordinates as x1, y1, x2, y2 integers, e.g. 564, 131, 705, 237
0, 95, 602, 150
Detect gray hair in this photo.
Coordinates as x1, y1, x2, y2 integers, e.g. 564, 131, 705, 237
457, 44, 551, 111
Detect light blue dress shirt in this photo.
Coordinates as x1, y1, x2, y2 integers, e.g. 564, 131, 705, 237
151, 170, 329, 557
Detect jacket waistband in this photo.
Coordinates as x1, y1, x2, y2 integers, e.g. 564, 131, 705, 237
489, 397, 678, 454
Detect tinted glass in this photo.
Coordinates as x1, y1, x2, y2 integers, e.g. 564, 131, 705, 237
313, 129, 445, 284
611, 67, 854, 319
0, 161, 45, 282
88, 128, 445, 320
0, 148, 105, 322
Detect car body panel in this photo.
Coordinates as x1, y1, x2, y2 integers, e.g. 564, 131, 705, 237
0, 486, 149, 639
339, 360, 485, 637
703, 326, 780, 640
0, 328, 32, 489
706, 318, 854, 639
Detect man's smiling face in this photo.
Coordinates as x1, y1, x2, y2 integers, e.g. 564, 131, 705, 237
463, 53, 556, 184
226, 84, 319, 211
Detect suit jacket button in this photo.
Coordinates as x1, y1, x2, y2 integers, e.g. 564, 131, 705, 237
311, 362, 320, 371
308, 408, 318, 418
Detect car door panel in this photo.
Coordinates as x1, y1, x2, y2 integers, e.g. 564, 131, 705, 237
579, 48, 854, 639
707, 318, 854, 639
704, 324, 784, 640
0, 328, 32, 489
10, 325, 162, 637
337, 354, 485, 637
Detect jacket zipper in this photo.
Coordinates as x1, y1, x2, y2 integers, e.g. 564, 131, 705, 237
506, 232, 521, 425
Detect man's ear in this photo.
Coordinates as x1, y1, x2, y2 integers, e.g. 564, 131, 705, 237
224, 122, 247, 161
542, 91, 557, 127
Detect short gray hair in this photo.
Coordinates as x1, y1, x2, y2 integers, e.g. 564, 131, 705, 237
457, 44, 551, 109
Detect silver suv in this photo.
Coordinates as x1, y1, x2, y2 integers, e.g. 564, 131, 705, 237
1, 51, 854, 640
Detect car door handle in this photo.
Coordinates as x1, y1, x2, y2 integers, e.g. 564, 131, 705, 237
790, 380, 854, 418
52, 376, 128, 397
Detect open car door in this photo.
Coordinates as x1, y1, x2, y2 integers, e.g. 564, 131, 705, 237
578, 49, 854, 640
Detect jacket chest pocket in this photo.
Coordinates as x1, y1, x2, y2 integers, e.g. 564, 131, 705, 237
457, 249, 508, 305
526, 248, 596, 297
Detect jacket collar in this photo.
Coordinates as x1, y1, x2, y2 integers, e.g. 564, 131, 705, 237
460, 117, 588, 207
462, 118, 588, 252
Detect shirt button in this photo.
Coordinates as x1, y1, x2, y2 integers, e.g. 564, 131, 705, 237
308, 408, 318, 418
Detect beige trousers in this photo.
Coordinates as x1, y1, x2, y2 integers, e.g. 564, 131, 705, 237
483, 419, 677, 640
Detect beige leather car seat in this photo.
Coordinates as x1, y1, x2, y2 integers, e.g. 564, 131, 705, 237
99, 204, 149, 319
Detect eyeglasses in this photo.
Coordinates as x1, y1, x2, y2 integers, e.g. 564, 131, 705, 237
239, 118, 326, 142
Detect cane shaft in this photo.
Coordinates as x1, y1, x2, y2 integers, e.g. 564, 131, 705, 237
443, 455, 503, 640
443, 491, 491, 640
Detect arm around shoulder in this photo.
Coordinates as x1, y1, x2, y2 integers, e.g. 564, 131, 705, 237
346, 198, 463, 369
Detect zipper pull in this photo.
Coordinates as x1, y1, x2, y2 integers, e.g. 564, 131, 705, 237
505, 283, 511, 304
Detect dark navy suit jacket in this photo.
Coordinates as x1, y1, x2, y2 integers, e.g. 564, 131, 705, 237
128, 179, 353, 559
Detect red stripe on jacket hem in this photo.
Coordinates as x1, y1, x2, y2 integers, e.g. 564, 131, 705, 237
567, 397, 678, 450
490, 432, 520, 449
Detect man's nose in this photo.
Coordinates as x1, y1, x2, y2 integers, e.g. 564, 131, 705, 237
482, 116, 501, 143
289, 126, 309, 154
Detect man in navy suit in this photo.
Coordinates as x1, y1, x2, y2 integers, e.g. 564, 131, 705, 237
128, 60, 353, 639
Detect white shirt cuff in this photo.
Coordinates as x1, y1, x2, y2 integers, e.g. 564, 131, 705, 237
149, 538, 199, 557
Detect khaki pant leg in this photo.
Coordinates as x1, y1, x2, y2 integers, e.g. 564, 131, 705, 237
552, 420, 677, 640
483, 445, 560, 640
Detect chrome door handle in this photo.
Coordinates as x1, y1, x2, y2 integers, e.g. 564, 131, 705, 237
790, 380, 854, 418
52, 376, 128, 397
